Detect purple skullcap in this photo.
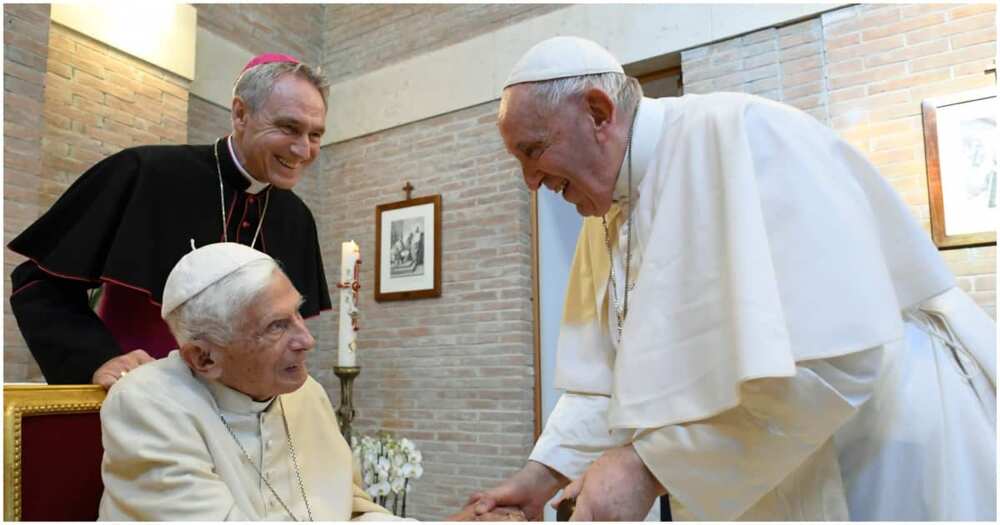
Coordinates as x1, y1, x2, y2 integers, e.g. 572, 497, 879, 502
241, 53, 300, 73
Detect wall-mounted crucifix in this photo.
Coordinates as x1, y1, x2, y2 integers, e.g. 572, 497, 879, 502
403, 181, 414, 200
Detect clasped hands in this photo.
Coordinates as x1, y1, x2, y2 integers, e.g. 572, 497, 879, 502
450, 445, 664, 521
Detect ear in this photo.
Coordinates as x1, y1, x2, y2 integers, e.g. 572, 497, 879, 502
582, 88, 616, 137
179, 341, 224, 380
231, 97, 249, 133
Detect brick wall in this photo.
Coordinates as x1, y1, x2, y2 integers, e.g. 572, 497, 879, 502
682, 3, 997, 316
323, 4, 566, 83
195, 4, 324, 66
320, 102, 535, 519
2, 22, 192, 383
4, 4, 52, 382
42, 24, 190, 186
186, 95, 231, 147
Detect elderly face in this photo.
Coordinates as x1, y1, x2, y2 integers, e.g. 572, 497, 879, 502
217, 270, 315, 400
498, 84, 620, 217
232, 74, 326, 190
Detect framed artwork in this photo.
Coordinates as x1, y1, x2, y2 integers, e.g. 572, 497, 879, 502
374, 194, 441, 301
921, 88, 997, 249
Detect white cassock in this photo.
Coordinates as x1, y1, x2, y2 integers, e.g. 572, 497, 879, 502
99, 351, 396, 521
531, 93, 997, 521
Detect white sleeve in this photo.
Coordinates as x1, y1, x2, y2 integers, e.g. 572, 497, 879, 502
529, 392, 633, 480
632, 347, 883, 520
98, 387, 251, 521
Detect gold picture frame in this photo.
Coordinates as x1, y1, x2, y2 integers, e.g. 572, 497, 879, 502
921, 88, 997, 249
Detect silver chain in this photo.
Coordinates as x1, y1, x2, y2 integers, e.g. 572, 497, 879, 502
213, 137, 271, 249
218, 397, 313, 521
603, 105, 639, 344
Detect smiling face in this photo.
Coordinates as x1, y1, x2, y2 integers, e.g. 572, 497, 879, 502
498, 84, 624, 217
216, 270, 315, 400
231, 73, 326, 190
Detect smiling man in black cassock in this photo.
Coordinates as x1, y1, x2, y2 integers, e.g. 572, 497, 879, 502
8, 53, 332, 388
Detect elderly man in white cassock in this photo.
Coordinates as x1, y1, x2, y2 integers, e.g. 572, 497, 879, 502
467, 36, 997, 521
98, 242, 397, 520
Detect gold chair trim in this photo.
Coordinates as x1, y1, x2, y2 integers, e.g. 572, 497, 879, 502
3, 384, 106, 521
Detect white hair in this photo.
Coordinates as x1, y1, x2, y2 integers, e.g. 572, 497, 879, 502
233, 61, 330, 115
164, 258, 281, 348
498, 71, 643, 121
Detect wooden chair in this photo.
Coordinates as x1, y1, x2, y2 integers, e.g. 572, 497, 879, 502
3, 384, 106, 521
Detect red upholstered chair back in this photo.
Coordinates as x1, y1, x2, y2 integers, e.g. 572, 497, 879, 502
3, 385, 106, 521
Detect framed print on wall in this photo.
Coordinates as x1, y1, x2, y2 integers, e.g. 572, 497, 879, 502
921, 88, 997, 249
374, 194, 441, 301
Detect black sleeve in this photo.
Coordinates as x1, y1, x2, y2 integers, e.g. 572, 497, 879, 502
9, 261, 122, 384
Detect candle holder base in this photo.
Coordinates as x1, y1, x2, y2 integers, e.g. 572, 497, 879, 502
334, 366, 361, 446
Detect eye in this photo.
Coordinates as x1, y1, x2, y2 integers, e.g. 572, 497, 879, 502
281, 125, 297, 134
268, 319, 290, 334
526, 142, 547, 160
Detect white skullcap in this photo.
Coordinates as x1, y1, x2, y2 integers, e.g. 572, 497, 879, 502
503, 36, 624, 89
161, 242, 271, 318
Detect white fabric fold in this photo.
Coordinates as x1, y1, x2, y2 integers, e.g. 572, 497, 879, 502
555, 93, 954, 430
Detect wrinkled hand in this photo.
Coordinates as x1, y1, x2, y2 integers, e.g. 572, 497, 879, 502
466, 461, 567, 520
92, 349, 155, 389
552, 445, 664, 521
446, 504, 526, 521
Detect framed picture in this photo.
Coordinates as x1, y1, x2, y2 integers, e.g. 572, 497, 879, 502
374, 194, 441, 301
921, 88, 997, 249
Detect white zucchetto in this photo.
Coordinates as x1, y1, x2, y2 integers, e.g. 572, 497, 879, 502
503, 36, 624, 89
161, 242, 271, 318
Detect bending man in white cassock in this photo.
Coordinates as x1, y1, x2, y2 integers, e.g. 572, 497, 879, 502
468, 36, 997, 521
98, 243, 397, 520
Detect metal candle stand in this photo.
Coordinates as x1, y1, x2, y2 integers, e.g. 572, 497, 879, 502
334, 366, 361, 446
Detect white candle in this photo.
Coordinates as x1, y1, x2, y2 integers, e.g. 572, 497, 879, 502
338, 240, 360, 367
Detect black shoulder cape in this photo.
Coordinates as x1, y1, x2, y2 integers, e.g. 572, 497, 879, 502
8, 140, 331, 382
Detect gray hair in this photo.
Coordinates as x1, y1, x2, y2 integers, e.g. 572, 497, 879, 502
499, 71, 643, 121
233, 61, 330, 115
164, 258, 281, 348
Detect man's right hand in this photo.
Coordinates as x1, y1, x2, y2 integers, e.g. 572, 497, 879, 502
92, 349, 155, 389
467, 461, 568, 520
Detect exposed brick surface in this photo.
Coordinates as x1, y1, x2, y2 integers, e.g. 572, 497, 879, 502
681, 3, 997, 316
40, 24, 190, 204
186, 95, 231, 146
195, 4, 324, 66
3, 4, 51, 382
323, 4, 567, 82
319, 101, 535, 519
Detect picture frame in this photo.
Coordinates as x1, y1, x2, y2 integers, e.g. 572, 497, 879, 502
374, 194, 442, 301
920, 88, 997, 250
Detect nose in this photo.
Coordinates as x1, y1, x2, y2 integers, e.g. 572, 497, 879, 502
290, 134, 310, 160
289, 314, 315, 352
522, 163, 543, 192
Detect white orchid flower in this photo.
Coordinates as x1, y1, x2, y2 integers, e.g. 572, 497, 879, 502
390, 477, 406, 494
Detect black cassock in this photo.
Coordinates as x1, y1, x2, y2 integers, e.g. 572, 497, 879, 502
8, 138, 331, 383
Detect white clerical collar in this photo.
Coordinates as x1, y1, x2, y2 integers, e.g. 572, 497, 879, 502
203, 376, 275, 415
227, 135, 271, 195
613, 97, 665, 203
